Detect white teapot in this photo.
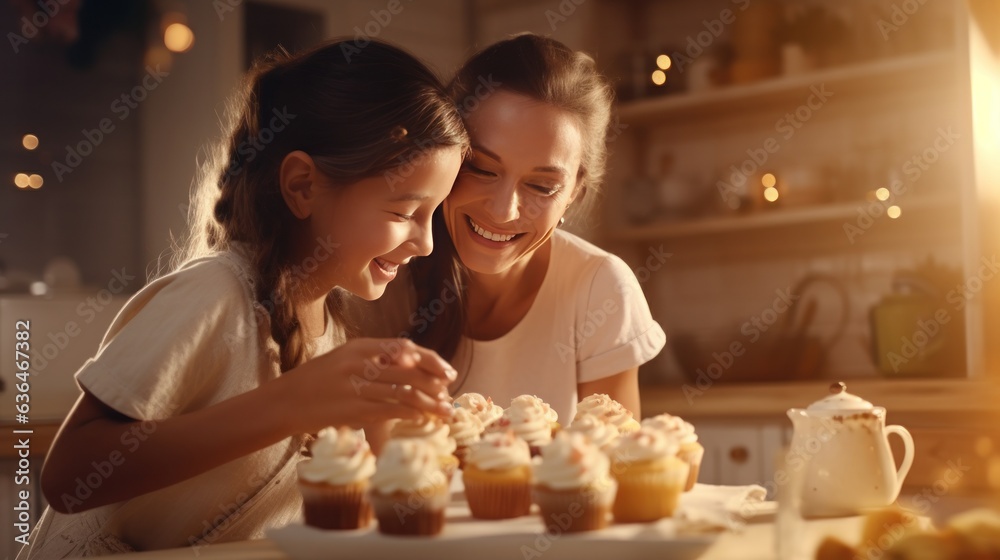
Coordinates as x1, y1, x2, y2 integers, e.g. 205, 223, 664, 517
787, 382, 915, 517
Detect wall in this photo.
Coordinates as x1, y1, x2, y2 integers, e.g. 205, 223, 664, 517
0, 4, 144, 288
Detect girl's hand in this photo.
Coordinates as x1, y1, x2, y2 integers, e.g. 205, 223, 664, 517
288, 337, 456, 433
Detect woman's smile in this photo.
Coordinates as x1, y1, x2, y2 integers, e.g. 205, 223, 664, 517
464, 215, 527, 247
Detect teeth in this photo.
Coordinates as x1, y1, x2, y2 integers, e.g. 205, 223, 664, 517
469, 218, 516, 242
375, 258, 397, 272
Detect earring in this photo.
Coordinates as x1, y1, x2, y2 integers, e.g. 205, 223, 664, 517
559, 216, 566, 226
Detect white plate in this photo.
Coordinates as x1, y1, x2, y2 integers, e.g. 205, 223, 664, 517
269, 500, 717, 560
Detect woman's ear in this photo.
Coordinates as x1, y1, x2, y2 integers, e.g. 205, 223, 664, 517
279, 151, 319, 219
569, 182, 587, 205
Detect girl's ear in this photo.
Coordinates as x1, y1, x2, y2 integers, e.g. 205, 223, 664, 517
279, 151, 319, 219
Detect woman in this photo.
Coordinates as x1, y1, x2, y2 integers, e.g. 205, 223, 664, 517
373, 34, 665, 424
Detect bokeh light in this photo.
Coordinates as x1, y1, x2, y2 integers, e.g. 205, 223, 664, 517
164, 23, 194, 53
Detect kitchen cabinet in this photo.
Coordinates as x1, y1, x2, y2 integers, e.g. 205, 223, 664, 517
0, 294, 129, 422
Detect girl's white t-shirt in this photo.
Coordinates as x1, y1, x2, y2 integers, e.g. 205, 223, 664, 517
18, 249, 339, 558
447, 229, 666, 423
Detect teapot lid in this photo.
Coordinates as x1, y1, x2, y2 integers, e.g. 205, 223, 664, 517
806, 382, 874, 411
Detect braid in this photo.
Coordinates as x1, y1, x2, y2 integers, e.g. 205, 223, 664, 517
254, 238, 308, 372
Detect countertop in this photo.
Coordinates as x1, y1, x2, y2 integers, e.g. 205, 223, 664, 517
639, 378, 1000, 421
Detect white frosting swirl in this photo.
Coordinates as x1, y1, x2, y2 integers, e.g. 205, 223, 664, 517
389, 417, 457, 456
611, 426, 680, 464
465, 430, 532, 471
575, 394, 634, 429
370, 439, 447, 494
486, 395, 554, 446
566, 413, 620, 452
512, 394, 558, 424
445, 407, 483, 447
641, 413, 698, 444
532, 431, 612, 491
454, 393, 504, 426
297, 427, 376, 485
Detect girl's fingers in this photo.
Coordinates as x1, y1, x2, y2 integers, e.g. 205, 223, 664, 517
357, 364, 449, 401
360, 381, 454, 417
393, 344, 457, 383
356, 337, 457, 384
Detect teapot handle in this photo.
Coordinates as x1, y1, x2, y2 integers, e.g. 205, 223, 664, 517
886, 425, 915, 498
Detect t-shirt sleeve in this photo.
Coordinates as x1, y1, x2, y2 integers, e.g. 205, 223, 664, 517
576, 254, 666, 383
75, 259, 253, 420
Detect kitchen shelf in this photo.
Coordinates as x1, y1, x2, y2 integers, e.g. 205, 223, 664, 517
616, 50, 954, 125
606, 195, 954, 242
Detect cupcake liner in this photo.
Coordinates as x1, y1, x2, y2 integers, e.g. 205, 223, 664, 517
611, 458, 689, 522
678, 442, 705, 492
298, 479, 373, 530
370, 485, 449, 536
532, 481, 617, 533
463, 466, 532, 519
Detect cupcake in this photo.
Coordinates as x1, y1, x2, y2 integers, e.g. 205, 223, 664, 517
523, 394, 561, 435
576, 393, 641, 433
641, 413, 704, 491
463, 430, 533, 519
532, 431, 617, 533
297, 426, 376, 530
443, 407, 483, 469
454, 392, 504, 426
487, 395, 557, 456
369, 439, 449, 536
565, 412, 621, 454
609, 426, 689, 523
389, 417, 460, 482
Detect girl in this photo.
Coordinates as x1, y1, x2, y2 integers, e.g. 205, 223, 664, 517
21, 39, 466, 557
374, 34, 665, 423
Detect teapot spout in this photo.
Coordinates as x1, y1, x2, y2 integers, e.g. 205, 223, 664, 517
787, 407, 808, 423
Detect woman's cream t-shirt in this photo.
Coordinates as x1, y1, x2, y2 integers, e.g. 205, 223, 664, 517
449, 229, 666, 422
18, 249, 340, 558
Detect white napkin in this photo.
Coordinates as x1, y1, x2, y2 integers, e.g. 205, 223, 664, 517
674, 483, 770, 533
